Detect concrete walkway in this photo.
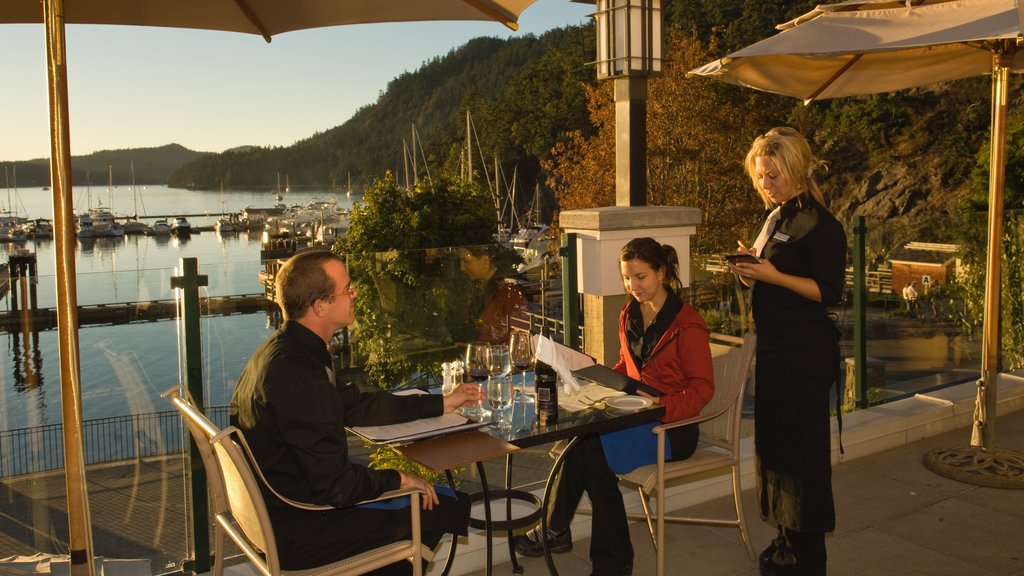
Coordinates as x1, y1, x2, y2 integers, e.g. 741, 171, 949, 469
450, 376, 1024, 576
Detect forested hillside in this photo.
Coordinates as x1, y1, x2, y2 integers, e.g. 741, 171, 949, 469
168, 26, 596, 199
2, 0, 1005, 268
7, 144, 205, 187
164, 0, 1024, 263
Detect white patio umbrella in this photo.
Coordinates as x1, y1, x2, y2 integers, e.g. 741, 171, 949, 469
0, 1, 537, 574
690, 0, 1023, 482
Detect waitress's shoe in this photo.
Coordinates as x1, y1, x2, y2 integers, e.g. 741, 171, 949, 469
590, 560, 632, 576
512, 526, 572, 557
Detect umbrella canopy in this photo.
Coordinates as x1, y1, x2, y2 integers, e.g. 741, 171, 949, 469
690, 0, 1023, 102
2, 0, 536, 36
690, 0, 1023, 454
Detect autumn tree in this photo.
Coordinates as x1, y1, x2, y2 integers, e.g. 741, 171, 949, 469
545, 31, 785, 256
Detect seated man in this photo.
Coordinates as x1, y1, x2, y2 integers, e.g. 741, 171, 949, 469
231, 249, 479, 575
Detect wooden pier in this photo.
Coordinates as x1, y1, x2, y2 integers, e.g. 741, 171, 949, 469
0, 293, 273, 332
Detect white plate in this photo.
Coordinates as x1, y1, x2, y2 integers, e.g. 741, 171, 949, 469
604, 395, 654, 411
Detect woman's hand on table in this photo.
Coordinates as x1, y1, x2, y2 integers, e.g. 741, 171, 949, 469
443, 382, 482, 413
398, 470, 439, 510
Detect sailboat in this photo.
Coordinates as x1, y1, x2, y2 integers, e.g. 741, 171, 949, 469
122, 161, 152, 235
1, 166, 27, 243
76, 172, 97, 238
214, 182, 236, 234
89, 166, 124, 237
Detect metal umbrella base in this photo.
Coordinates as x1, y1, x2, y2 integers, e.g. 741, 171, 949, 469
923, 446, 1024, 489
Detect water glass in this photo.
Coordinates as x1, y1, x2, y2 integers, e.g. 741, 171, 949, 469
487, 375, 513, 429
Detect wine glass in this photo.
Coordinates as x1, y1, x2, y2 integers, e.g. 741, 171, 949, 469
464, 342, 491, 418
509, 331, 534, 392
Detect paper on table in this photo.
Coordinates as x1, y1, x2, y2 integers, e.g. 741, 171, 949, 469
532, 334, 595, 394
349, 414, 488, 444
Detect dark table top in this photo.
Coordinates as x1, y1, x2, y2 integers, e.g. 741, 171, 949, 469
487, 396, 666, 449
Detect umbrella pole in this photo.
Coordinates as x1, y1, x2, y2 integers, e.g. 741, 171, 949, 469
924, 45, 1024, 488
43, 0, 96, 573
973, 48, 1011, 450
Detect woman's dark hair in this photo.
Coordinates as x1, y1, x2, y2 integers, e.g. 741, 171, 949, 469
463, 243, 523, 278
619, 237, 683, 296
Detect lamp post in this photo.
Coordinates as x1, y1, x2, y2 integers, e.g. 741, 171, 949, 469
592, 0, 662, 207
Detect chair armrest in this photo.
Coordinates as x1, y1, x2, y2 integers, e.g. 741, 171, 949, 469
357, 487, 426, 506
217, 425, 428, 512
650, 408, 726, 435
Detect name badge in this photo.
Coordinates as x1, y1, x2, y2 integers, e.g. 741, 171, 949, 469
773, 232, 790, 242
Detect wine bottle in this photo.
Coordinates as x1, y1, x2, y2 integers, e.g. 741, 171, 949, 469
534, 337, 558, 426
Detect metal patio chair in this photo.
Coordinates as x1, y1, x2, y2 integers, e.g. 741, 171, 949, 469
165, 387, 430, 576
617, 331, 757, 576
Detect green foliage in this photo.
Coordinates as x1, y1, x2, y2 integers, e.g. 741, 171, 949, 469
368, 445, 457, 487
337, 173, 497, 389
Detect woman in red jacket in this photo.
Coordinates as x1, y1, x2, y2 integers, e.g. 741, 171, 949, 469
514, 237, 714, 576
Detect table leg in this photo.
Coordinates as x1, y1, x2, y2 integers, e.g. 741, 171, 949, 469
540, 437, 579, 576
439, 469, 459, 576
505, 453, 524, 575
476, 461, 493, 576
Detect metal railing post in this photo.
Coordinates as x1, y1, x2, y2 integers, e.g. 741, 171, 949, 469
560, 233, 580, 349
170, 257, 210, 575
853, 216, 868, 409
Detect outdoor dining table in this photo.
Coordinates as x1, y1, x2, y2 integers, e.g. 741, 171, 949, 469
392, 390, 666, 576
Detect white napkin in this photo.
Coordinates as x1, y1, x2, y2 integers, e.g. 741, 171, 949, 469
560, 383, 626, 412
533, 334, 594, 394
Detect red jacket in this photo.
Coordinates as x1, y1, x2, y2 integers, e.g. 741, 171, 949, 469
613, 303, 714, 423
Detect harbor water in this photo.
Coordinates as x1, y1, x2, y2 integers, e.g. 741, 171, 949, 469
0, 186, 355, 431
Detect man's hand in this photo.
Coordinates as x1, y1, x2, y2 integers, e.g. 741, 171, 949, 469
442, 382, 481, 414
398, 470, 439, 510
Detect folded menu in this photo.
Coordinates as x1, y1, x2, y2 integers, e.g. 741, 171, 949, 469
571, 364, 665, 397
349, 414, 489, 444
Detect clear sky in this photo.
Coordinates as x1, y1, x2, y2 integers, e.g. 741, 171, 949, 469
1, 1, 592, 162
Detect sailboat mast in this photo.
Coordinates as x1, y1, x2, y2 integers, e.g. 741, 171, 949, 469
466, 110, 472, 181
130, 161, 138, 218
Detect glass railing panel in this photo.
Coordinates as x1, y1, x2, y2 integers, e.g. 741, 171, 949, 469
0, 248, 270, 571
688, 211, 1024, 410
342, 242, 563, 391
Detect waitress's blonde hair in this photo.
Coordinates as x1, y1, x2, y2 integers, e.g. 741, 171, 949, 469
744, 127, 828, 209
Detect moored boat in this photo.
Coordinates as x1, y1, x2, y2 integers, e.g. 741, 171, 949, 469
152, 219, 172, 235
171, 217, 191, 236
214, 218, 236, 233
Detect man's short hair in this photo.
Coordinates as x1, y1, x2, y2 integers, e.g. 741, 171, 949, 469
275, 250, 342, 320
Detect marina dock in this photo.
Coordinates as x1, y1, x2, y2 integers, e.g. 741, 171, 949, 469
0, 293, 272, 332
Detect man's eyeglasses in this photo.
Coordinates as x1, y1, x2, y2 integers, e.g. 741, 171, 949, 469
327, 284, 357, 301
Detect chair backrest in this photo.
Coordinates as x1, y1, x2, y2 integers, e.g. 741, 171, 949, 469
163, 386, 281, 576
700, 332, 756, 444
211, 426, 282, 575
163, 386, 230, 520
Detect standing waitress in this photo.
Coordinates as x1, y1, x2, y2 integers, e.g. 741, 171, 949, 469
729, 127, 846, 575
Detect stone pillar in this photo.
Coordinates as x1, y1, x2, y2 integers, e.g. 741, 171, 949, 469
561, 205, 701, 364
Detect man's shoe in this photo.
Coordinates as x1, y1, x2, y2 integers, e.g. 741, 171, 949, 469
512, 526, 572, 558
